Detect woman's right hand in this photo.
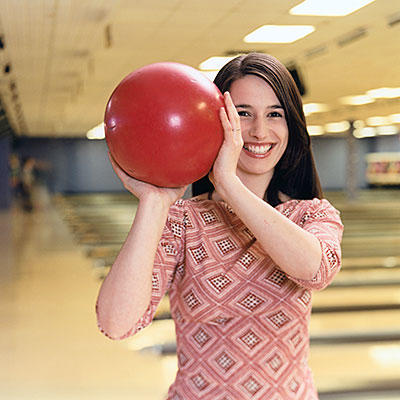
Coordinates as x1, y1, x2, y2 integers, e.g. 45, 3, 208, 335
108, 153, 187, 207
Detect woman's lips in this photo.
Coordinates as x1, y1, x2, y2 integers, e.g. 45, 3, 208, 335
242, 143, 274, 158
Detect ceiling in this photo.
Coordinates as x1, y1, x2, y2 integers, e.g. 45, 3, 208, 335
0, 0, 399, 137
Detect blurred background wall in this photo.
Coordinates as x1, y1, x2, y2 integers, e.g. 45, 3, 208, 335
3, 133, 399, 195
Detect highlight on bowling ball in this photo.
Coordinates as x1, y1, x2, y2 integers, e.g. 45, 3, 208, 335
104, 62, 225, 187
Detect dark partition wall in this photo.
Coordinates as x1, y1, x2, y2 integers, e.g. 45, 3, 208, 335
0, 137, 11, 208
9, 134, 400, 195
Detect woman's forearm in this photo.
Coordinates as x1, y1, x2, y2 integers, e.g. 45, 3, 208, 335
219, 177, 322, 280
96, 197, 170, 339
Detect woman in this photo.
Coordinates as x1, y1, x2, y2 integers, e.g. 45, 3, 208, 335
96, 53, 343, 399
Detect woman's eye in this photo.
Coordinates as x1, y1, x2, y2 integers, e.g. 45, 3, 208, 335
268, 111, 283, 118
237, 110, 250, 117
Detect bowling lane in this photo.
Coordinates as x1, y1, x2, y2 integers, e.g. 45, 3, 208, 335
311, 341, 400, 398
54, 189, 400, 399
310, 310, 400, 342
312, 285, 400, 310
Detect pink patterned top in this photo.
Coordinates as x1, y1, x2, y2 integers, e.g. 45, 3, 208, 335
103, 197, 343, 399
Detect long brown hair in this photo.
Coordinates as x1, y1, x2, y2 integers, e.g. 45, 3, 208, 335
192, 52, 322, 206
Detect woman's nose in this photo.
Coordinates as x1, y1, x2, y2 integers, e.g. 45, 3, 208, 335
249, 117, 269, 140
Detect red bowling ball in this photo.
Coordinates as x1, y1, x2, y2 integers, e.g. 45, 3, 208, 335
104, 62, 225, 187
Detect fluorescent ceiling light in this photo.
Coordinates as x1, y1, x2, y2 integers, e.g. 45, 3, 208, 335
290, 0, 376, 16
340, 95, 374, 105
200, 70, 219, 82
353, 120, 365, 129
303, 103, 329, 116
87, 123, 105, 140
389, 113, 400, 124
366, 87, 400, 99
325, 121, 350, 133
377, 125, 398, 136
199, 56, 235, 71
244, 25, 315, 43
366, 116, 391, 126
307, 125, 324, 136
353, 127, 376, 138
370, 345, 400, 366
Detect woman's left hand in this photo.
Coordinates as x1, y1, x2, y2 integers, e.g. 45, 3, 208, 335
209, 91, 243, 191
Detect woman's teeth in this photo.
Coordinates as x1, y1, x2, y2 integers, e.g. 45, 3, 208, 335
243, 144, 272, 154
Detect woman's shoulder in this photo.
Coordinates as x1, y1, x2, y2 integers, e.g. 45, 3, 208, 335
277, 197, 337, 210
277, 197, 342, 224
169, 193, 215, 214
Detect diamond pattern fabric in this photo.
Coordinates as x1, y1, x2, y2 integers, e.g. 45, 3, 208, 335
102, 197, 343, 399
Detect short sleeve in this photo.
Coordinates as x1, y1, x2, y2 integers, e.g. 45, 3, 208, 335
98, 200, 186, 340
289, 198, 344, 291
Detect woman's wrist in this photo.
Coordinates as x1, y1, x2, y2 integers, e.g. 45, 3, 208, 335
215, 174, 243, 202
139, 192, 173, 214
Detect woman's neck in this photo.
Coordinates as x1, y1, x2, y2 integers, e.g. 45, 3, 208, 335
236, 170, 273, 199
210, 170, 273, 202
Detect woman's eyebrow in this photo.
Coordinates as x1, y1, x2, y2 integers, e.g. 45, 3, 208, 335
269, 104, 284, 110
234, 104, 252, 108
235, 103, 284, 110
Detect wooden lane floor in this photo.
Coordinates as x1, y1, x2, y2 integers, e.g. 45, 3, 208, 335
55, 189, 400, 398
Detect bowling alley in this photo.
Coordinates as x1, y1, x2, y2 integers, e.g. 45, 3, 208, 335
1, 1, 400, 399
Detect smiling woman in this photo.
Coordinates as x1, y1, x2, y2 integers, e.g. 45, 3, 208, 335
195, 52, 322, 207
229, 75, 289, 185
96, 53, 343, 400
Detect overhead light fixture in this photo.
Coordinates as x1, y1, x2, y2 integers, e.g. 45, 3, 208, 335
307, 125, 324, 136
200, 70, 219, 82
353, 127, 376, 138
325, 121, 350, 133
366, 87, 400, 99
87, 123, 105, 140
366, 116, 391, 126
243, 25, 315, 43
353, 120, 365, 129
303, 103, 329, 116
199, 56, 235, 71
389, 113, 400, 124
340, 94, 374, 105
370, 345, 400, 366
290, 0, 376, 16
376, 125, 398, 136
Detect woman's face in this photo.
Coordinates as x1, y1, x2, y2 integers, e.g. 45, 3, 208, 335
229, 74, 289, 180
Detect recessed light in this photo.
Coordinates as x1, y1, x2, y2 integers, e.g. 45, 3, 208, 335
199, 56, 235, 71
303, 103, 329, 116
366, 87, 400, 99
353, 120, 365, 129
200, 70, 219, 81
87, 123, 105, 140
290, 0, 376, 17
366, 116, 391, 126
353, 127, 376, 138
340, 95, 375, 105
376, 125, 398, 135
307, 125, 324, 136
325, 121, 350, 133
243, 25, 315, 44
389, 114, 400, 124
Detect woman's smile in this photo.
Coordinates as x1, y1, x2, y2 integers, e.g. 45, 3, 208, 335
243, 142, 275, 158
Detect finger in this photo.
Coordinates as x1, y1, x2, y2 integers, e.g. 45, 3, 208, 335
219, 107, 233, 141
108, 152, 130, 181
224, 92, 240, 131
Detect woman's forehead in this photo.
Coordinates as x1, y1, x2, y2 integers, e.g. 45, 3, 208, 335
230, 75, 282, 105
